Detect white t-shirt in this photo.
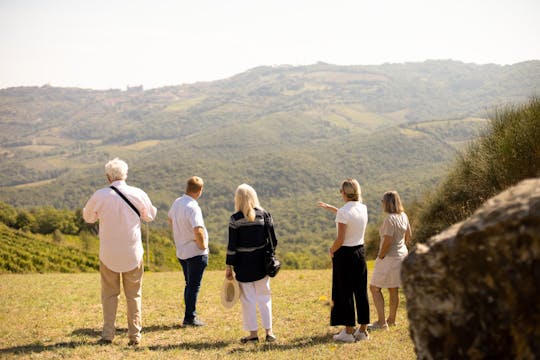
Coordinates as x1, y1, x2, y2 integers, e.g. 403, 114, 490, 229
335, 201, 368, 246
168, 194, 209, 260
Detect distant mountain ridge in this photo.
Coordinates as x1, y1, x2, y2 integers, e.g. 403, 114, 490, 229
2, 60, 538, 146
0, 60, 539, 258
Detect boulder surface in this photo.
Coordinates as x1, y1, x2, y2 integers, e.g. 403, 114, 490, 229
402, 178, 540, 359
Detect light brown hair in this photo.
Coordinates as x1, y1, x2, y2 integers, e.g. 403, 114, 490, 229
341, 178, 362, 202
186, 176, 204, 194
382, 190, 404, 214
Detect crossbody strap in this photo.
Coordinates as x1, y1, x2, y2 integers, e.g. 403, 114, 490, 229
110, 185, 140, 218
263, 211, 275, 253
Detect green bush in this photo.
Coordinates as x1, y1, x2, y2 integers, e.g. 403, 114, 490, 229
414, 97, 540, 242
0, 202, 17, 227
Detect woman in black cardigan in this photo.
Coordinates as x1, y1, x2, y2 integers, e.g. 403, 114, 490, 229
225, 183, 278, 343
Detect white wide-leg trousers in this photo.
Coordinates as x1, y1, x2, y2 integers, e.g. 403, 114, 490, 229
238, 277, 272, 331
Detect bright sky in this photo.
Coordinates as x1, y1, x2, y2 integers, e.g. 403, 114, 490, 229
1, 0, 539, 90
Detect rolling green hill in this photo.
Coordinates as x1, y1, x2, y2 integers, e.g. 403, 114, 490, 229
1, 60, 539, 271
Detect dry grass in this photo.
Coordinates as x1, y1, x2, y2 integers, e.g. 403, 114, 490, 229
0, 268, 415, 359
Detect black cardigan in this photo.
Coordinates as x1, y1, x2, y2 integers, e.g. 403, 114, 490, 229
226, 208, 278, 282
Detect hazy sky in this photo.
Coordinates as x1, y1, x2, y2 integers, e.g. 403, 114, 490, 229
1, 0, 539, 90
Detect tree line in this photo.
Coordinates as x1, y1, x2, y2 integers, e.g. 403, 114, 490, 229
0, 201, 92, 235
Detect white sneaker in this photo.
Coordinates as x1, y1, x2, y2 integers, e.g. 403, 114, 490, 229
354, 328, 369, 341
333, 329, 356, 343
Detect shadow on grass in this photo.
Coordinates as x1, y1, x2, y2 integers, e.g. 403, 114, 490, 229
0, 324, 182, 356
71, 328, 102, 337
0, 341, 89, 356
254, 334, 334, 351
147, 334, 334, 353
0, 327, 333, 356
0, 327, 107, 355
148, 340, 232, 351
224, 334, 335, 355
70, 323, 184, 338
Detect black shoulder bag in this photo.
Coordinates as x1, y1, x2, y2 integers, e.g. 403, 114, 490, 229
110, 185, 140, 218
263, 212, 281, 277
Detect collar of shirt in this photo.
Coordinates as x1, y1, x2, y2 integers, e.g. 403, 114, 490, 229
111, 180, 127, 187
183, 194, 197, 203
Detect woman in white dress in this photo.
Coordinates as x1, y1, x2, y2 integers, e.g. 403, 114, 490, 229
369, 191, 412, 330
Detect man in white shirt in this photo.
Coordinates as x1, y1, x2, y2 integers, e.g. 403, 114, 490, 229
168, 176, 209, 327
83, 158, 157, 346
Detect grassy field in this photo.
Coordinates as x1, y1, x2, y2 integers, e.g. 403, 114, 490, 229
0, 268, 415, 359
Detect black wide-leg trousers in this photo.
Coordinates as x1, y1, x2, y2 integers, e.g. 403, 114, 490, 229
331, 245, 370, 326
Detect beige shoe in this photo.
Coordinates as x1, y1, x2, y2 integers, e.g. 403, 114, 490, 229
367, 321, 389, 331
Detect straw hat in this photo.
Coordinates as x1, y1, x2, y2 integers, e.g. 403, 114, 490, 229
221, 277, 240, 309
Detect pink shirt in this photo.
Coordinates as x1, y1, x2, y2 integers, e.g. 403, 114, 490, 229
83, 180, 157, 272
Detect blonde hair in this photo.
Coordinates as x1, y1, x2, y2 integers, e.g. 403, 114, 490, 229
382, 191, 404, 214
234, 183, 261, 222
105, 158, 128, 181
186, 176, 204, 194
341, 178, 362, 202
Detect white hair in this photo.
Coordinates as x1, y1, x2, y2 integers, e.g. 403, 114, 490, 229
105, 158, 128, 181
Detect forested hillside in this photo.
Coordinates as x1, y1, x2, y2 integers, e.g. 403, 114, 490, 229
1, 60, 539, 271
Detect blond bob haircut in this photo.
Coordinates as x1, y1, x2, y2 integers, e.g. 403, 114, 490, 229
186, 176, 204, 194
341, 178, 362, 202
235, 183, 262, 222
105, 158, 128, 181
382, 191, 404, 214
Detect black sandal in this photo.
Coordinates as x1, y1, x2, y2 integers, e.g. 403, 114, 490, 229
240, 336, 259, 344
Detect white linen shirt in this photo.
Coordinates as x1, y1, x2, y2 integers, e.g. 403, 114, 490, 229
83, 180, 157, 272
335, 201, 368, 247
168, 194, 209, 260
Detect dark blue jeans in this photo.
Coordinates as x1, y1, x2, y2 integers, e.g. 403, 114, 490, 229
178, 255, 208, 322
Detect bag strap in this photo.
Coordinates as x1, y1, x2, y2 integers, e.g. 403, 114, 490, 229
110, 185, 140, 218
263, 211, 275, 253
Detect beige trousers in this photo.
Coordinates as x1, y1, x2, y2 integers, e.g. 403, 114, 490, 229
100, 261, 143, 342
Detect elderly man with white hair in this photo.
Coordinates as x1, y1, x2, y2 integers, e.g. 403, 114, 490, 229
83, 158, 157, 346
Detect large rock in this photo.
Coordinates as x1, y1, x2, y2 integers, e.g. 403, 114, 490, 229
402, 178, 540, 359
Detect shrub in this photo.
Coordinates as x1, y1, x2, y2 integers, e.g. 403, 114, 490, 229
414, 97, 540, 242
